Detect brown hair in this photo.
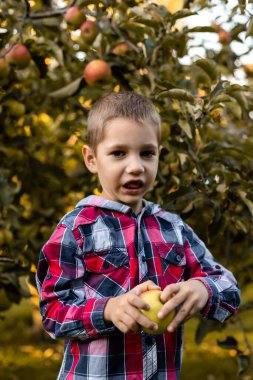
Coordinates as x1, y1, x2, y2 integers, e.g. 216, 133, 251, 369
86, 91, 161, 150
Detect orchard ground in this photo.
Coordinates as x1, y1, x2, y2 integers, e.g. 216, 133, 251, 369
0, 285, 252, 380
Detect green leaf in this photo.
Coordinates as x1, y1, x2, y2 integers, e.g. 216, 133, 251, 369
157, 89, 194, 103
238, 190, 253, 217
171, 9, 196, 21
217, 336, 238, 349
229, 91, 248, 110
224, 83, 249, 93
49, 76, 84, 98
187, 26, 216, 33
133, 17, 161, 28
246, 17, 253, 38
194, 59, 218, 81
209, 94, 235, 109
42, 17, 61, 27
178, 120, 192, 138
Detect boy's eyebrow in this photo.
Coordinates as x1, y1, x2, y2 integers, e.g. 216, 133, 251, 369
106, 143, 159, 150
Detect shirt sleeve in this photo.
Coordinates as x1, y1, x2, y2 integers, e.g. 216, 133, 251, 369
182, 222, 241, 322
36, 223, 115, 340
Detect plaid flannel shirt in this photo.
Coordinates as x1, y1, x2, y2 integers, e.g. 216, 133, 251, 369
36, 195, 240, 380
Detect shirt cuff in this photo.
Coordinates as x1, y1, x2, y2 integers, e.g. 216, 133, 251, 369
83, 297, 116, 336
190, 277, 218, 319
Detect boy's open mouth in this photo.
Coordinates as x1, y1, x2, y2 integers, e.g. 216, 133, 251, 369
123, 180, 144, 189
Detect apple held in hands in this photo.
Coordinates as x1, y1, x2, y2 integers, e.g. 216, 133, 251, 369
140, 289, 174, 334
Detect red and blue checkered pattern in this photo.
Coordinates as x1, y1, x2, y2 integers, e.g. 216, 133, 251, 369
36, 195, 240, 380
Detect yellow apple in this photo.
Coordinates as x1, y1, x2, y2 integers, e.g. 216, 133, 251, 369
140, 289, 174, 334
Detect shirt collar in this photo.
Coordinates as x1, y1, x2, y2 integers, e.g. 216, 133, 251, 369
75, 195, 161, 216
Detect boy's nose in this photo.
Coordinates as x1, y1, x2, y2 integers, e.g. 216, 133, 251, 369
126, 157, 145, 174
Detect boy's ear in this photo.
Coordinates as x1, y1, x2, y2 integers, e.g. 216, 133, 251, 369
82, 145, 97, 173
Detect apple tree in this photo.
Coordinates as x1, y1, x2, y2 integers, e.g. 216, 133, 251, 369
0, 0, 253, 372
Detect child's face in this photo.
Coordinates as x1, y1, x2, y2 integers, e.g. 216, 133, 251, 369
83, 117, 161, 214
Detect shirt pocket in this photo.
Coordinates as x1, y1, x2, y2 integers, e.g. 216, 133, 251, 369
83, 248, 130, 298
84, 248, 129, 274
155, 243, 186, 284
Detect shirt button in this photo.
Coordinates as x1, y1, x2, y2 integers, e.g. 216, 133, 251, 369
46, 274, 52, 279
103, 261, 110, 269
141, 256, 146, 262
176, 255, 181, 262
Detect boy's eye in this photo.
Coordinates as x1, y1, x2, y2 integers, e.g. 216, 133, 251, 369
141, 151, 156, 158
111, 150, 125, 157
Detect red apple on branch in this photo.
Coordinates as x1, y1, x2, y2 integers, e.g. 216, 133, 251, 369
64, 6, 86, 29
6, 44, 31, 69
112, 43, 129, 56
80, 21, 98, 44
83, 60, 111, 85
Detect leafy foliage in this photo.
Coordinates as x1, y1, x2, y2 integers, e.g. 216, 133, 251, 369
0, 0, 253, 373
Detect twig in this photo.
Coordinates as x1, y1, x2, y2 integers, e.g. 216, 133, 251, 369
0, 0, 78, 58
187, 139, 208, 192
236, 313, 253, 359
0, 0, 28, 58
28, 0, 76, 19
24, 0, 31, 18
181, 104, 208, 192
110, 20, 140, 53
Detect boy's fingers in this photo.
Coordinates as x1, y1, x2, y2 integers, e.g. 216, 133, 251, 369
167, 299, 195, 332
117, 320, 138, 334
135, 312, 158, 332
160, 284, 180, 303
127, 304, 158, 332
122, 313, 141, 333
134, 281, 161, 296
127, 292, 150, 310
158, 293, 182, 319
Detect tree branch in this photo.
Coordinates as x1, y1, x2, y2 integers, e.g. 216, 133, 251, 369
0, 0, 79, 59
0, 0, 29, 58
28, 0, 77, 19
236, 314, 253, 360
110, 20, 140, 54
24, 0, 31, 18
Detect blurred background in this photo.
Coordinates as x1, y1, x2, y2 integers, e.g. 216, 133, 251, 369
0, 0, 253, 378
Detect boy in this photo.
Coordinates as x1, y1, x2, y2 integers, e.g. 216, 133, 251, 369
36, 91, 240, 380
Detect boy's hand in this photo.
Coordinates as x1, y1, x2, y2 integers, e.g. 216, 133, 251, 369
158, 280, 209, 332
104, 281, 161, 334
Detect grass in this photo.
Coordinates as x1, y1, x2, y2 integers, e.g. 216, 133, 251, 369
1, 289, 253, 380
0, 299, 61, 380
